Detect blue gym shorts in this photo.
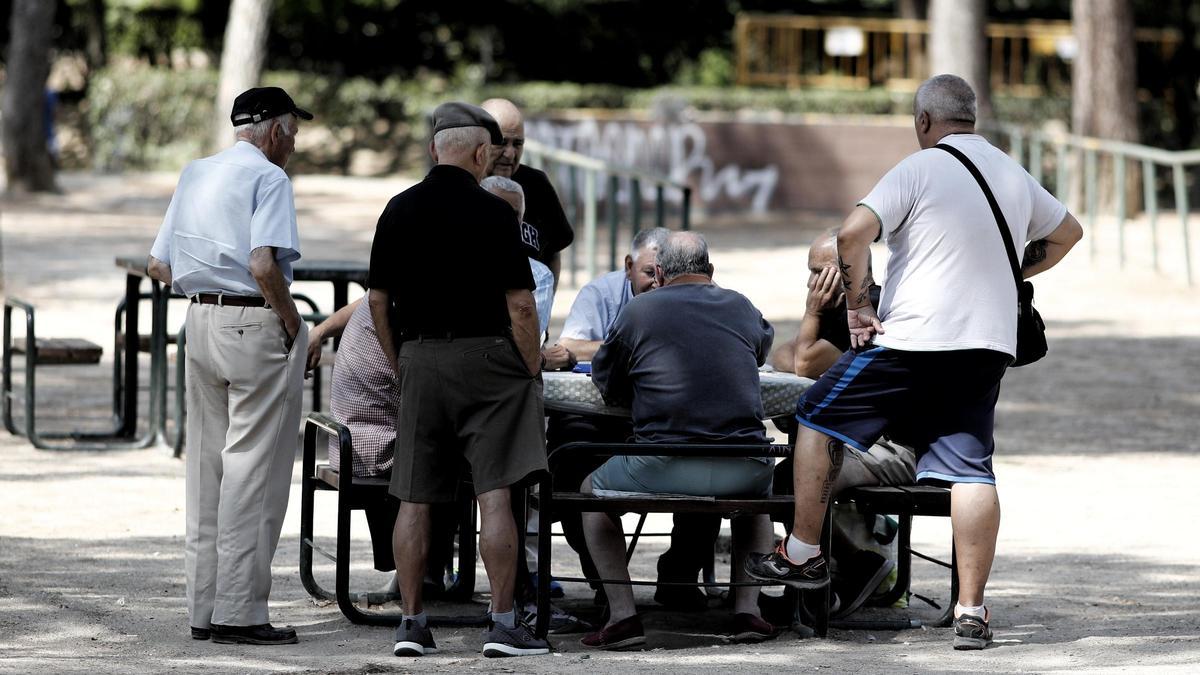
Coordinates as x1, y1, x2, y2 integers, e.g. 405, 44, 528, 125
794, 346, 1011, 485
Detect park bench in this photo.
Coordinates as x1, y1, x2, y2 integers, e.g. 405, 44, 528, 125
298, 412, 483, 627
2, 298, 108, 449
531, 441, 958, 639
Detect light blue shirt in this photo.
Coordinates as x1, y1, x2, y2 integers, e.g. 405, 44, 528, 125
560, 270, 632, 341
151, 141, 301, 296
530, 258, 554, 336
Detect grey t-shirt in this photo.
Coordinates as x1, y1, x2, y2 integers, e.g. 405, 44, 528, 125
592, 282, 775, 448
560, 270, 632, 341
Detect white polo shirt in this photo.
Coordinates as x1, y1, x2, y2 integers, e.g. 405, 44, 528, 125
859, 133, 1066, 357
151, 141, 301, 296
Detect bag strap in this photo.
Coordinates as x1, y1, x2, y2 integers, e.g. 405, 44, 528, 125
934, 143, 1023, 291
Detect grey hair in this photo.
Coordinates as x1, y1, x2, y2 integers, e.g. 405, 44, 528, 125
433, 126, 490, 156
235, 113, 296, 144
914, 74, 977, 125
629, 227, 670, 263
480, 175, 526, 218
656, 231, 711, 281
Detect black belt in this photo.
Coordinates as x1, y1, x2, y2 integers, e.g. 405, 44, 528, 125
412, 329, 503, 341
191, 293, 268, 307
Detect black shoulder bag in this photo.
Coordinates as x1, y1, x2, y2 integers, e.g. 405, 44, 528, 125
935, 143, 1047, 367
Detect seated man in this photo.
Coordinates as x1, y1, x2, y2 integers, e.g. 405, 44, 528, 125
768, 232, 916, 619
580, 231, 777, 649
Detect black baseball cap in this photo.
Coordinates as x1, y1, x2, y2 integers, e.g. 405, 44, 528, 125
430, 102, 503, 145
230, 87, 314, 127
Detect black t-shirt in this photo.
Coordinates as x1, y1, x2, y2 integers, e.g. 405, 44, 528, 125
817, 286, 882, 352
511, 165, 574, 264
367, 165, 534, 346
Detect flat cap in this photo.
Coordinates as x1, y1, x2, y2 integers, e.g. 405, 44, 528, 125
430, 102, 503, 145
231, 87, 314, 127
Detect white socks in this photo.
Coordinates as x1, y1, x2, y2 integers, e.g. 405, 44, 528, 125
955, 603, 987, 619
784, 534, 821, 563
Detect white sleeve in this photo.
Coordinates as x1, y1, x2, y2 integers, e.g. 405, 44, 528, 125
560, 284, 609, 341
151, 173, 186, 263
858, 157, 920, 240
250, 176, 301, 263
1025, 172, 1068, 242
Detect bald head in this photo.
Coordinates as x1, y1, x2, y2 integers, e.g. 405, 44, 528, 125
482, 98, 525, 177
656, 231, 714, 283
807, 231, 838, 273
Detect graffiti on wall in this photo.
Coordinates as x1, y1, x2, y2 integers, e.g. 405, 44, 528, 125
527, 118, 780, 213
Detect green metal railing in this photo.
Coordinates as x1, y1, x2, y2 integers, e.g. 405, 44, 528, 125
984, 123, 1199, 286
522, 139, 692, 286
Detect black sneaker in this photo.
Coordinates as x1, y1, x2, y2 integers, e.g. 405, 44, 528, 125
743, 541, 830, 589
482, 619, 551, 657
953, 611, 993, 650
210, 623, 297, 645
190, 626, 211, 640
393, 618, 438, 656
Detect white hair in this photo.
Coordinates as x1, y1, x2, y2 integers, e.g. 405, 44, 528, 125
914, 74, 977, 125
657, 231, 710, 280
433, 126, 490, 157
235, 113, 296, 145
630, 227, 670, 263
481, 175, 526, 219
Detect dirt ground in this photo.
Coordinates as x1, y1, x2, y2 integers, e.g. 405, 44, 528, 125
1, 171, 1199, 673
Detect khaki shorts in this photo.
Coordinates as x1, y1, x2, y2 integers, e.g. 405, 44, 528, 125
390, 336, 548, 503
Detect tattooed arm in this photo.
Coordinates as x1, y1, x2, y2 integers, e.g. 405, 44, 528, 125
1022, 212, 1083, 279
836, 206, 885, 349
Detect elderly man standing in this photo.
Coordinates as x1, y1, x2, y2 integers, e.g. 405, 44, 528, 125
368, 102, 549, 659
581, 231, 777, 649
481, 98, 574, 285
147, 87, 312, 645
746, 75, 1082, 650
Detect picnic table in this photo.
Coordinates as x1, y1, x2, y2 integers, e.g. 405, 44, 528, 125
111, 255, 369, 451
541, 368, 812, 420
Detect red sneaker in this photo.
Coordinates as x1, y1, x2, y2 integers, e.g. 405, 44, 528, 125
580, 615, 645, 650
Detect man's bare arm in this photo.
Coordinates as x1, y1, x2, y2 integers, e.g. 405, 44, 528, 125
1022, 212, 1083, 279
306, 297, 362, 372
559, 337, 602, 361
837, 206, 885, 349
248, 246, 301, 342
367, 289, 398, 375
507, 288, 542, 376
147, 256, 172, 286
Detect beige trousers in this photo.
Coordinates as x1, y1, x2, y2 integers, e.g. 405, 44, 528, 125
184, 303, 307, 628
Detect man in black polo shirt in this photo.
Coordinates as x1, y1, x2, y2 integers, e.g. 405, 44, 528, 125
367, 102, 549, 659
482, 98, 574, 285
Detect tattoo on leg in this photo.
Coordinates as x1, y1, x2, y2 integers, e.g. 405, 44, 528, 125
819, 438, 845, 505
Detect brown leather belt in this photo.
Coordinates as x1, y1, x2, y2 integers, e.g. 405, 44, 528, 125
191, 293, 268, 307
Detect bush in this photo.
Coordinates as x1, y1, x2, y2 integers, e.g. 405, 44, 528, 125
73, 64, 1079, 174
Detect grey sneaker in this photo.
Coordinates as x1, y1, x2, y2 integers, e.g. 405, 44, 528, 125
953, 611, 993, 650
482, 619, 551, 658
393, 619, 437, 656
743, 540, 830, 590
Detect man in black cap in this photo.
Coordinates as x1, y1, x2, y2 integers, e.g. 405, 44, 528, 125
147, 86, 312, 645
368, 101, 551, 659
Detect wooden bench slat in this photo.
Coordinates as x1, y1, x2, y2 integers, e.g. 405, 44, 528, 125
12, 338, 103, 365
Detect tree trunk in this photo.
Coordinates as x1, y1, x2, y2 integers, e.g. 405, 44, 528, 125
1072, 0, 1139, 212
928, 0, 992, 120
211, 0, 274, 153
84, 0, 107, 74
2, 0, 58, 194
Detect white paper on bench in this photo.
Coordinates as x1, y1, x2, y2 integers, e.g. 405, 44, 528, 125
592, 489, 717, 500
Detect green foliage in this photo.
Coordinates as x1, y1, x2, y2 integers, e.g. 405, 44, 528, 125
675, 48, 736, 87
77, 64, 1077, 173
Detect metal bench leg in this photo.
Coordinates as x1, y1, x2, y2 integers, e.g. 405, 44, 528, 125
298, 421, 333, 602
625, 512, 648, 563
810, 501, 833, 637
535, 476, 553, 639
443, 495, 478, 601
935, 543, 959, 628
